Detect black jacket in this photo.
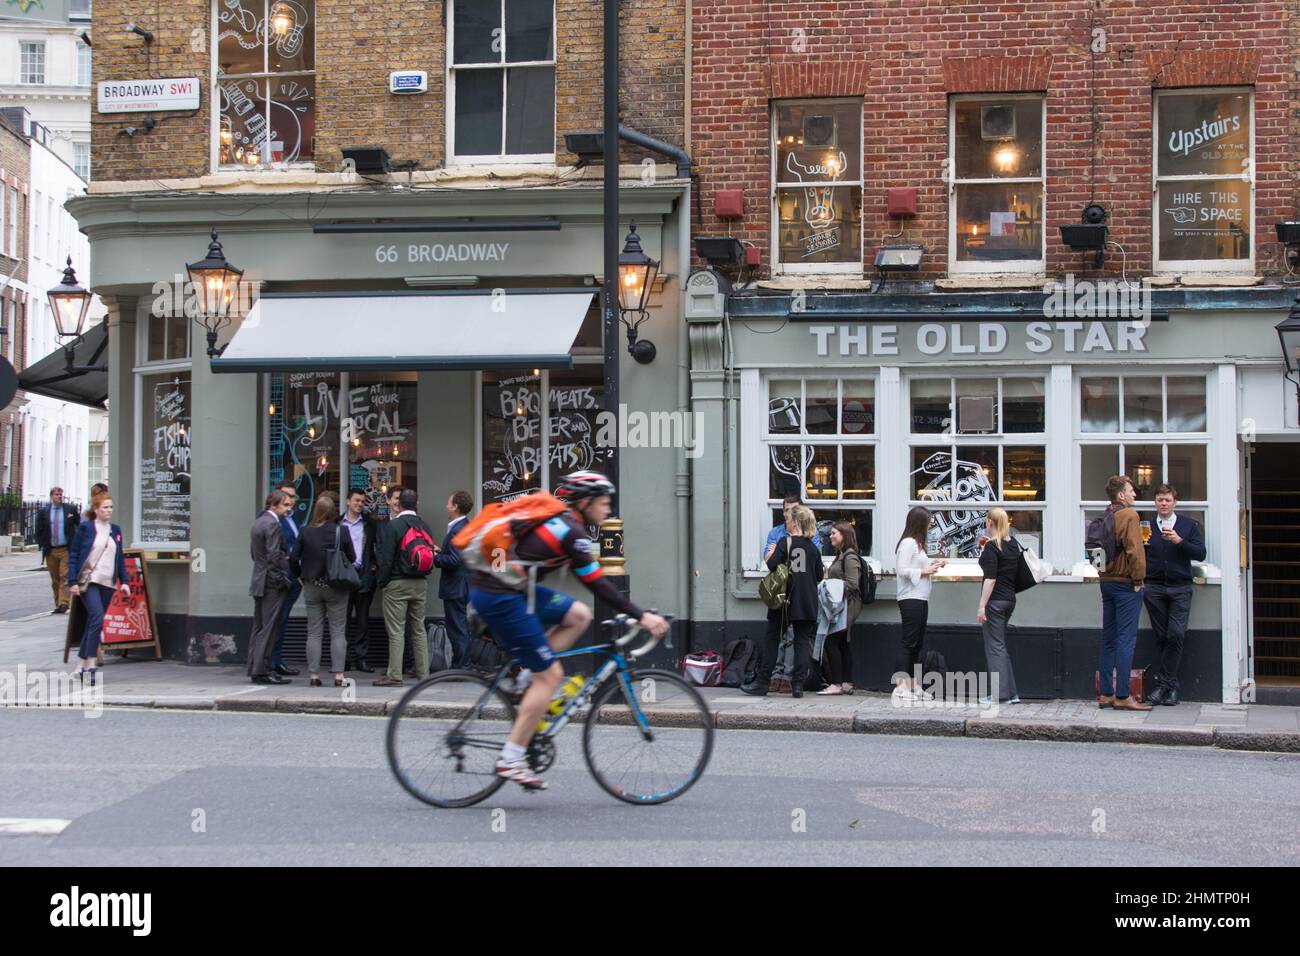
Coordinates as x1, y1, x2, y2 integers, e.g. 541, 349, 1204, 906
767, 535, 824, 623
35, 502, 81, 555
341, 513, 379, 591
376, 512, 435, 587
290, 521, 357, 585
1143, 513, 1206, 585
436, 515, 469, 601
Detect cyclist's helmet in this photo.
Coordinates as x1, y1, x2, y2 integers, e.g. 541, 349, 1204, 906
555, 470, 616, 503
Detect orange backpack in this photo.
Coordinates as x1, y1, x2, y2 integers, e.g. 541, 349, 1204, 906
452, 491, 569, 590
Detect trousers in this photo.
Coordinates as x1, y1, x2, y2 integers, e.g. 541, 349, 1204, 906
1144, 580, 1193, 692
247, 586, 289, 677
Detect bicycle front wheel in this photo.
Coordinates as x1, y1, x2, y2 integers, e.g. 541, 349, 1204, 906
582, 668, 714, 805
386, 670, 516, 809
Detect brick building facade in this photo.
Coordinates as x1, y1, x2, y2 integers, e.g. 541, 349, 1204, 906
0, 111, 28, 498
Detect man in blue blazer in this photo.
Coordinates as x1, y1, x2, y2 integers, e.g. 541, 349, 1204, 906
435, 490, 473, 669
269, 479, 303, 677
1143, 484, 1206, 706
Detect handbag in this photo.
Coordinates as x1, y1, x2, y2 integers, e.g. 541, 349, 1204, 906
76, 530, 110, 589
323, 525, 361, 592
682, 652, 723, 686
758, 540, 793, 610
1012, 538, 1051, 593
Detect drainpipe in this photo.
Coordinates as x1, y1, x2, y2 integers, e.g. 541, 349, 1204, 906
618, 125, 692, 179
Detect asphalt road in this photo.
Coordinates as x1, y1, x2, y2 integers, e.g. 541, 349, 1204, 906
1, 707, 1297, 866
0, 552, 60, 623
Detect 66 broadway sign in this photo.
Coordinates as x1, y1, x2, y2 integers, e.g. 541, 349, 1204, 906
98, 78, 200, 114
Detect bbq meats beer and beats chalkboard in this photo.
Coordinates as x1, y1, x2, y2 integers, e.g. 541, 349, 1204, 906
64, 552, 162, 662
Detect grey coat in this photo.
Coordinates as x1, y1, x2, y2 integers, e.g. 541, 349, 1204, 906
249, 510, 290, 598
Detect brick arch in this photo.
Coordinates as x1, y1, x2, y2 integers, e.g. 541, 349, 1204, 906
767, 61, 871, 99
1145, 49, 1262, 89
942, 55, 1054, 93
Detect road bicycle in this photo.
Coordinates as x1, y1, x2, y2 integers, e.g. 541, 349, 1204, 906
386, 613, 713, 807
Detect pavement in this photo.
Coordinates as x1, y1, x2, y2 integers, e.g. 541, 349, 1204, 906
4, 588, 1298, 752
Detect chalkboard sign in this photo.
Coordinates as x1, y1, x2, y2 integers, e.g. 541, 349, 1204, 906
63, 551, 162, 662
140, 372, 191, 543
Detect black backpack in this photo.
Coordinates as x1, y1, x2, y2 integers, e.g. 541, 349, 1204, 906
720, 638, 760, 688
855, 550, 877, 605
1084, 508, 1118, 570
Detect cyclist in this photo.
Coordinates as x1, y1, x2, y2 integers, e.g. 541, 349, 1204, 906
468, 471, 669, 791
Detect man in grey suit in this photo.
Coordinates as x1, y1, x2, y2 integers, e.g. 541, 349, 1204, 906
248, 490, 295, 684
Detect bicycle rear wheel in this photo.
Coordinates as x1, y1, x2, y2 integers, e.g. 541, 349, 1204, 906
582, 669, 713, 805
386, 670, 516, 809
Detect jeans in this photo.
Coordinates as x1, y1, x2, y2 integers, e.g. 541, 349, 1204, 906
1100, 581, 1144, 698
895, 599, 928, 681
1143, 581, 1193, 692
271, 578, 302, 669
77, 583, 114, 659
756, 613, 814, 690
981, 598, 1018, 702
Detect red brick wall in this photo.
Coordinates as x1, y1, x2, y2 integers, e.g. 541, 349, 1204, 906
692, 1, 1295, 277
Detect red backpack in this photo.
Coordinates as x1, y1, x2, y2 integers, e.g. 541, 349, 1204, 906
399, 523, 436, 576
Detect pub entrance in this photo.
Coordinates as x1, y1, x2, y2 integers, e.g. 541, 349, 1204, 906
1248, 442, 1300, 698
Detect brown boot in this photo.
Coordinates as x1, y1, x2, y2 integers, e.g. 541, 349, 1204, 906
1097, 695, 1115, 709
1113, 695, 1153, 712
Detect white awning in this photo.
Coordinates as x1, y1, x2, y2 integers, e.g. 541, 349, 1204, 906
211, 290, 594, 373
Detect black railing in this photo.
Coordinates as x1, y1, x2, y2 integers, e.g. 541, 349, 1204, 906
0, 498, 83, 546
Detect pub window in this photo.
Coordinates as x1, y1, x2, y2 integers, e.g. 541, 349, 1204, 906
908, 375, 1047, 559
1078, 373, 1209, 560
135, 310, 193, 546
773, 100, 863, 273
765, 375, 876, 557
448, 0, 556, 164
216, 0, 316, 167
1154, 88, 1253, 272
950, 94, 1045, 273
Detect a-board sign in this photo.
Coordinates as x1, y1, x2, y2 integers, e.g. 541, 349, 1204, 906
63, 551, 162, 662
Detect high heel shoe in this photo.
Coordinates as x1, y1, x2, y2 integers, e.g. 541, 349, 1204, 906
309, 677, 323, 687
334, 677, 349, 688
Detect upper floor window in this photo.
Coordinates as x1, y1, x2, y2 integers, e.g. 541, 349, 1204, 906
20, 42, 45, 85
216, 0, 316, 167
448, 0, 556, 163
76, 44, 92, 87
73, 143, 91, 182
772, 100, 863, 273
949, 94, 1044, 274
1154, 88, 1253, 272
70, 0, 93, 21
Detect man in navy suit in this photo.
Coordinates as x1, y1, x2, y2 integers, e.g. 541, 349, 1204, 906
269, 479, 303, 677
1143, 484, 1206, 706
435, 490, 473, 669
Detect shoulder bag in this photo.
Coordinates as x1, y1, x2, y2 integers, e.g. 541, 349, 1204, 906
323, 525, 362, 592
758, 538, 792, 610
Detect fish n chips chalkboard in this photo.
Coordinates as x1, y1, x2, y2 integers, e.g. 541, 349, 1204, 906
63, 551, 162, 662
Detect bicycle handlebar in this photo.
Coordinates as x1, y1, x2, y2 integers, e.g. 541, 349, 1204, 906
601, 610, 674, 659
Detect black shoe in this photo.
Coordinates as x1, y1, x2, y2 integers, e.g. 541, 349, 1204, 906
274, 664, 299, 676
52, 606, 68, 615
252, 674, 291, 685
1161, 688, 1179, 706
791, 690, 804, 699
353, 661, 375, 673
1146, 686, 1167, 706
739, 682, 768, 697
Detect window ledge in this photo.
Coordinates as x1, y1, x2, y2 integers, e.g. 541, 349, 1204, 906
1170, 273, 1264, 288
934, 274, 1048, 291
759, 276, 872, 291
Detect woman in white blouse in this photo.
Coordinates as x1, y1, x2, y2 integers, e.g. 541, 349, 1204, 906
893, 506, 945, 701
67, 493, 130, 685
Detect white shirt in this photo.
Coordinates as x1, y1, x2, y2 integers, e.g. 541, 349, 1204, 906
895, 537, 933, 602
1157, 512, 1176, 533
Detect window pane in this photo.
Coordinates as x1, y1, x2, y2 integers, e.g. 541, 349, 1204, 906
482, 370, 541, 503
768, 379, 802, 434
1123, 376, 1162, 433
267, 0, 314, 73
505, 66, 554, 154
147, 314, 166, 362
165, 315, 189, 361
912, 446, 952, 500
454, 0, 501, 64
455, 69, 504, 155
347, 372, 417, 514
953, 98, 1043, 179
842, 445, 874, 500
956, 378, 997, 433
910, 379, 950, 433
769, 444, 806, 499
217, 7, 263, 75
954, 183, 1043, 262
805, 380, 837, 434
1006, 510, 1044, 556
140, 372, 192, 543
929, 508, 988, 560
1002, 378, 1045, 433
548, 366, 603, 473
1157, 180, 1250, 262
810, 508, 872, 559
1166, 445, 1208, 500
1166, 376, 1207, 432
1081, 377, 1119, 432
1081, 444, 1118, 500
957, 447, 998, 504
775, 101, 861, 186
776, 186, 862, 264
269, 372, 341, 525
1157, 91, 1251, 177
1124, 443, 1161, 500
1003, 446, 1046, 501
506, 0, 553, 62
806, 446, 838, 501
840, 379, 874, 435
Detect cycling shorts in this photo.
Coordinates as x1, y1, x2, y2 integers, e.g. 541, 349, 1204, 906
467, 585, 575, 673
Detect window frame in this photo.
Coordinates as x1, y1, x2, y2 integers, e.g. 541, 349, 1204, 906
948, 92, 1047, 275
19, 41, 45, 85
73, 143, 91, 182
211, 0, 317, 171
770, 97, 865, 276
76, 43, 92, 87
446, 0, 558, 167
133, 306, 194, 549
1152, 86, 1255, 274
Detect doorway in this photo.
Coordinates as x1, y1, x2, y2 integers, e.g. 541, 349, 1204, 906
1249, 443, 1300, 686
